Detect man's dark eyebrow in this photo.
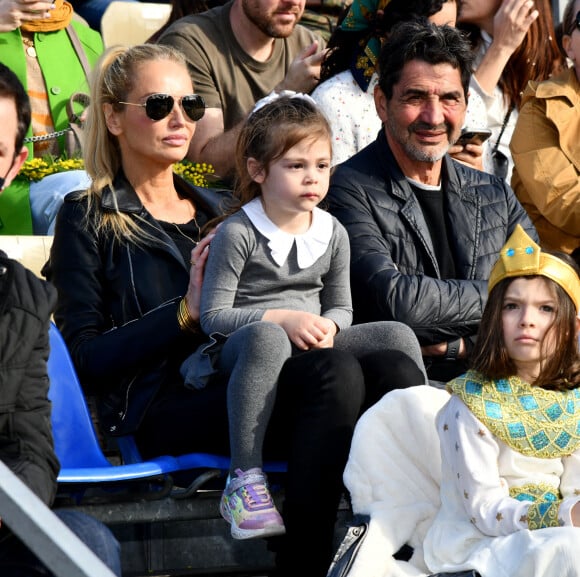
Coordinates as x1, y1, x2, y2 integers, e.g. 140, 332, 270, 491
400, 88, 464, 100
401, 88, 430, 98
440, 90, 464, 100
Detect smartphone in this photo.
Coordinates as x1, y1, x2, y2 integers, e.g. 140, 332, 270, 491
456, 128, 492, 146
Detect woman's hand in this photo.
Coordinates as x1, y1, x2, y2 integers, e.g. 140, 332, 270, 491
449, 142, 485, 171
492, 0, 538, 55
473, 0, 538, 95
0, 0, 54, 31
184, 229, 216, 322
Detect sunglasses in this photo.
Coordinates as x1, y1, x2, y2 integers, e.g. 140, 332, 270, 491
118, 93, 206, 122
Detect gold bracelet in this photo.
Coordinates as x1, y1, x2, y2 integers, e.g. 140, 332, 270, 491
177, 296, 200, 334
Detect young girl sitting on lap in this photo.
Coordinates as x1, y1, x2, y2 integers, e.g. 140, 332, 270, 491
181, 91, 427, 542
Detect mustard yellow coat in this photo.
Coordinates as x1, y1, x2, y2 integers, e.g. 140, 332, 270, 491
510, 67, 580, 254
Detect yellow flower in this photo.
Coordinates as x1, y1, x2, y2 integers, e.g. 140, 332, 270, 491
172, 160, 216, 188
17, 156, 217, 189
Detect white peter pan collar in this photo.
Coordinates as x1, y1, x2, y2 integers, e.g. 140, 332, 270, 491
242, 198, 333, 268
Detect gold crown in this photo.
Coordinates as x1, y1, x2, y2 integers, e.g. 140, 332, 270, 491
488, 225, 580, 312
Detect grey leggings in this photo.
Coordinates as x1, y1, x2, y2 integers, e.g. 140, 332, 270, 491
218, 320, 427, 475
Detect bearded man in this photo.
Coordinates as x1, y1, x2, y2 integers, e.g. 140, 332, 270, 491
157, 0, 326, 183
327, 21, 538, 384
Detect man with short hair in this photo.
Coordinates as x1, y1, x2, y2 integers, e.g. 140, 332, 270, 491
0, 61, 121, 577
157, 0, 327, 182
327, 21, 538, 383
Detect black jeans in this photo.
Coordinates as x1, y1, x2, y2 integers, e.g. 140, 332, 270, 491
137, 348, 366, 577
137, 341, 428, 576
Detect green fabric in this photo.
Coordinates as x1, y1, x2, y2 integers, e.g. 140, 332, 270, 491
339, 0, 392, 90
0, 22, 103, 234
0, 180, 32, 235
448, 370, 580, 459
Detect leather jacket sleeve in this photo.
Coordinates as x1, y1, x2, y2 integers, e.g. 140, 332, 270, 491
44, 196, 193, 388
327, 141, 537, 345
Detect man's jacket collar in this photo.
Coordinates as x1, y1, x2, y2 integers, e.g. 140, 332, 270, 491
374, 129, 460, 198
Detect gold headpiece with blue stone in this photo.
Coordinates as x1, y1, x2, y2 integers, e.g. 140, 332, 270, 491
488, 225, 580, 312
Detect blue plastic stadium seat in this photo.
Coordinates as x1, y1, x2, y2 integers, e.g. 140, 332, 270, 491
47, 322, 287, 490
116, 434, 287, 473
47, 322, 184, 484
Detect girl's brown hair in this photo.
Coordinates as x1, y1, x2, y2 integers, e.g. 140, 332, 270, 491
214, 94, 333, 222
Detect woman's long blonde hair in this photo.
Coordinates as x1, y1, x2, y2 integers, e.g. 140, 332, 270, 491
82, 43, 193, 245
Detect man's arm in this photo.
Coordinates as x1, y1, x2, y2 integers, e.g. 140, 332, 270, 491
327, 165, 488, 344
186, 108, 243, 180
186, 41, 327, 179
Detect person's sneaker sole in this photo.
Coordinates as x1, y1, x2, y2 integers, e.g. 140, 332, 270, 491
230, 520, 286, 540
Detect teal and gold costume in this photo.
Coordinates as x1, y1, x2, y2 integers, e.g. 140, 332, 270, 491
422, 370, 580, 576
449, 370, 580, 531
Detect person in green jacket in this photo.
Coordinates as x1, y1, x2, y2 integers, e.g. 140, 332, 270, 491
0, 0, 102, 234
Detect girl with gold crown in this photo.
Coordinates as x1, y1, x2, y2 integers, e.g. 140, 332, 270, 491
422, 224, 580, 576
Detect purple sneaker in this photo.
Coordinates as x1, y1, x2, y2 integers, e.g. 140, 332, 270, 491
219, 467, 286, 539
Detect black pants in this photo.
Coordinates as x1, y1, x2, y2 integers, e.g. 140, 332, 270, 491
137, 346, 425, 577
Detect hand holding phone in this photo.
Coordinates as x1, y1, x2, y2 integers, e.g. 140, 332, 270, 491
456, 128, 492, 147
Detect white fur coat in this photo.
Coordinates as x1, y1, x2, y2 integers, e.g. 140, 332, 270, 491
342, 385, 449, 577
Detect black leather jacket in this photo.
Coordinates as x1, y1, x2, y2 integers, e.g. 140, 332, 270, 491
327, 130, 538, 346
43, 173, 229, 436
0, 251, 59, 505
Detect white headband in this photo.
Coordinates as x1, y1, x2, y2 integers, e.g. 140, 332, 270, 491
250, 90, 318, 117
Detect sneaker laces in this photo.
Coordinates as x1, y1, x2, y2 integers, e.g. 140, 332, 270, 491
227, 468, 274, 511
241, 481, 274, 511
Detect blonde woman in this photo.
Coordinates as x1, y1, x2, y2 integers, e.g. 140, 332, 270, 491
44, 43, 375, 577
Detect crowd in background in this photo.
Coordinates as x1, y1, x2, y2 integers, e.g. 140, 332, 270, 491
1, 0, 580, 575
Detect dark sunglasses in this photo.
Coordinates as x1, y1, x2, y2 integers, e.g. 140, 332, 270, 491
118, 93, 206, 122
